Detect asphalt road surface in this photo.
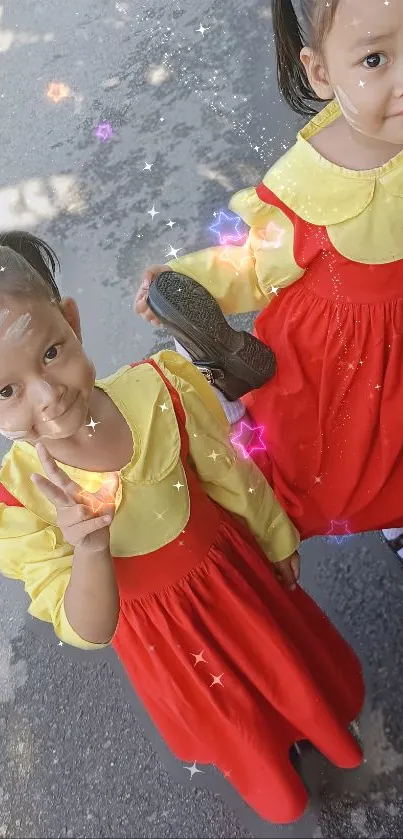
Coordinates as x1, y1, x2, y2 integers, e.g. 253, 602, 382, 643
1, 1, 403, 837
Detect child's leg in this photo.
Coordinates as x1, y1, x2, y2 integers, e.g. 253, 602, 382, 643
174, 339, 247, 425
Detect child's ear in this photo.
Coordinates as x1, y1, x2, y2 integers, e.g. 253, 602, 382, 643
59, 297, 83, 343
300, 46, 334, 101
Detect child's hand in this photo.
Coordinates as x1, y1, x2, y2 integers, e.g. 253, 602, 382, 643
134, 264, 172, 325
273, 551, 300, 591
31, 443, 118, 554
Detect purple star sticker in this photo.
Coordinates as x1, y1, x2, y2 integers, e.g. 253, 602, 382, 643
94, 122, 114, 141
209, 211, 247, 245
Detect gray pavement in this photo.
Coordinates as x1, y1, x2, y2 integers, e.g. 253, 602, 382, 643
1, 0, 403, 836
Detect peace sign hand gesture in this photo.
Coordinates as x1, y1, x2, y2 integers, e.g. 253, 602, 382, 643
31, 443, 119, 554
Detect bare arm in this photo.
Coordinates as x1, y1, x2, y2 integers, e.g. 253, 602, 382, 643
64, 546, 119, 645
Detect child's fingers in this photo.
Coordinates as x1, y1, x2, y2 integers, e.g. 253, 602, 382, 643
137, 303, 161, 325
134, 264, 171, 322
290, 552, 300, 583
135, 290, 147, 309
134, 267, 160, 303
76, 514, 112, 544
134, 291, 161, 325
274, 556, 298, 591
96, 473, 120, 507
35, 443, 82, 502
30, 473, 70, 507
144, 310, 161, 325
144, 263, 171, 283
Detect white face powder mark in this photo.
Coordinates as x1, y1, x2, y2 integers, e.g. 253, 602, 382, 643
0, 308, 10, 328
4, 313, 32, 343
29, 379, 61, 427
30, 379, 54, 402
335, 86, 360, 118
0, 428, 29, 440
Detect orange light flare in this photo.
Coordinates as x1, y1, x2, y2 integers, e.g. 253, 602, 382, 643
217, 221, 285, 274
79, 476, 118, 515
46, 82, 72, 103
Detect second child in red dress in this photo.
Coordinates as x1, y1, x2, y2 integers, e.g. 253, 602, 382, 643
136, 0, 403, 556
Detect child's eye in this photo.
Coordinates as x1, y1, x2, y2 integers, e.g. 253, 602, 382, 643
361, 52, 388, 69
0, 384, 15, 400
44, 345, 59, 363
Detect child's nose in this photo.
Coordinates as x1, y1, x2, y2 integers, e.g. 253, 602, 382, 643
29, 378, 64, 411
392, 65, 403, 97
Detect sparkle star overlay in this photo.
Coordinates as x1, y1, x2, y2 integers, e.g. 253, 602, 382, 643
191, 650, 207, 666
196, 23, 209, 36
210, 673, 224, 687
184, 761, 204, 778
85, 416, 100, 433
230, 422, 266, 459
166, 244, 182, 259
209, 211, 246, 245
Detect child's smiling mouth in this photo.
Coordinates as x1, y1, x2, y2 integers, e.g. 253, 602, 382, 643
42, 393, 78, 424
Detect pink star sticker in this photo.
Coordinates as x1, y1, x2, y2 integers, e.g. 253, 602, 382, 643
326, 520, 352, 545
230, 422, 266, 459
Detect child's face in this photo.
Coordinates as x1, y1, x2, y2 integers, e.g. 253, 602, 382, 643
0, 295, 95, 444
302, 0, 403, 149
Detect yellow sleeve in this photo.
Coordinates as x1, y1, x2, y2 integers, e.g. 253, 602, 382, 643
157, 351, 300, 562
167, 186, 305, 316
0, 504, 109, 650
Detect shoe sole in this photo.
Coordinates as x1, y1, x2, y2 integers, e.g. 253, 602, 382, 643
147, 271, 276, 390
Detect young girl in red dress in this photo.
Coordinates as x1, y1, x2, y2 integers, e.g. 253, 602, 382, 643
0, 232, 363, 824
136, 0, 403, 558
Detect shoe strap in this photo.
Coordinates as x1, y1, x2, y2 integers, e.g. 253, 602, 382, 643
193, 361, 226, 386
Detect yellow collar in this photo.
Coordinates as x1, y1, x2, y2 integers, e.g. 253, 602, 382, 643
261, 101, 403, 228
0, 360, 182, 525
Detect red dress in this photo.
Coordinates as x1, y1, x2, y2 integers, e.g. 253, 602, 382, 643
111, 361, 364, 824
244, 182, 403, 540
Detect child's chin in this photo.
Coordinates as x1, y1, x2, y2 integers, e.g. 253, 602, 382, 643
39, 396, 89, 441
39, 415, 84, 442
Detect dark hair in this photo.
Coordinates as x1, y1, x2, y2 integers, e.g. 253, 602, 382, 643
0, 231, 61, 303
271, 0, 339, 116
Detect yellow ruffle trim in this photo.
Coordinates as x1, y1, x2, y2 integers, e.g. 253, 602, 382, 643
230, 101, 403, 264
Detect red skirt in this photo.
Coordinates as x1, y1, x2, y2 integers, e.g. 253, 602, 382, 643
245, 259, 403, 539
112, 509, 364, 824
